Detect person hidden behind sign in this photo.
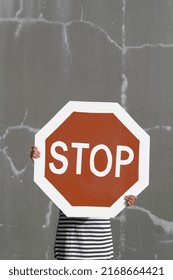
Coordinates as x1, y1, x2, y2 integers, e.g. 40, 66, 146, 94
30, 146, 137, 260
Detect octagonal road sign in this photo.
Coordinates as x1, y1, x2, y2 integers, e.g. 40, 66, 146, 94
34, 101, 150, 218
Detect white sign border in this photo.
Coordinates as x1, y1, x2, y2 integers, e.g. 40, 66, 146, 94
34, 101, 150, 218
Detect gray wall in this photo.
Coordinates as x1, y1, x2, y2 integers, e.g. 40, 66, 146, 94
0, 0, 173, 260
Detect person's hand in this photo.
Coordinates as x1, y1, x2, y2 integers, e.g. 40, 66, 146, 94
30, 146, 40, 161
125, 195, 137, 206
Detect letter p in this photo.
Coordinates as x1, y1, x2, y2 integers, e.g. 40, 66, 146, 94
115, 145, 134, 177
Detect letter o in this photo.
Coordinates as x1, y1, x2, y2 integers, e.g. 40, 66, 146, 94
90, 144, 112, 177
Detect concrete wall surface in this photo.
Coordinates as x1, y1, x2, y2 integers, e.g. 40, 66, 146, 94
0, 0, 173, 260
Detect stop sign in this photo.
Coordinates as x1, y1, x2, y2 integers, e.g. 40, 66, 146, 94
34, 101, 150, 218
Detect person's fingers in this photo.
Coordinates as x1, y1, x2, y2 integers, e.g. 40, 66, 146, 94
30, 146, 40, 160
127, 195, 137, 199
125, 195, 137, 206
128, 197, 136, 203
126, 201, 131, 206
33, 151, 40, 158
31, 146, 38, 151
126, 199, 133, 206
127, 198, 136, 205
33, 153, 40, 158
34, 150, 40, 155
126, 195, 137, 201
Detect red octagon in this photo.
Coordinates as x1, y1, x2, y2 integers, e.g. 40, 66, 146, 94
45, 112, 139, 207
34, 101, 150, 217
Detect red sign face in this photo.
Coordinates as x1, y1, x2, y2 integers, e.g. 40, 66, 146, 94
45, 112, 139, 207
34, 101, 150, 217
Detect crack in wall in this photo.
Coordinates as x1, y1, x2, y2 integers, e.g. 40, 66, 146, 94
80, 4, 84, 22
122, 0, 126, 55
127, 43, 173, 50
117, 211, 126, 259
13, 254, 23, 257
0, 110, 39, 181
0, 17, 123, 50
145, 125, 172, 132
0, 8, 173, 52
121, 74, 128, 110
160, 240, 173, 244
15, 22, 24, 38
63, 25, 73, 65
0, 223, 5, 227
113, 204, 173, 258
121, 0, 128, 111
45, 245, 51, 260
42, 201, 53, 229
77, 19, 122, 51
0, 224, 18, 228
1, 9, 173, 62
0, 147, 29, 183
0, 109, 39, 141
15, 0, 24, 18
126, 205, 173, 236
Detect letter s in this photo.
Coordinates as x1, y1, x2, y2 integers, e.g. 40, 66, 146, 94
49, 141, 68, 174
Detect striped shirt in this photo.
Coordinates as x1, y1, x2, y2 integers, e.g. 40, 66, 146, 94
54, 211, 114, 260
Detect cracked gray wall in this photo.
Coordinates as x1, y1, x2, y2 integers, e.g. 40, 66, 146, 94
0, 0, 173, 260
